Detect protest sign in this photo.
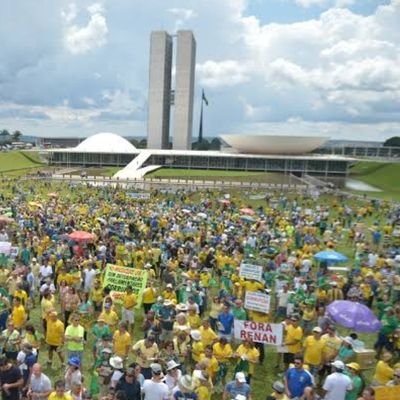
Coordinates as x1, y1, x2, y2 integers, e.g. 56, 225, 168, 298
234, 320, 283, 345
244, 291, 270, 313
375, 386, 400, 400
103, 264, 148, 305
239, 263, 263, 282
0, 242, 11, 256
128, 192, 151, 200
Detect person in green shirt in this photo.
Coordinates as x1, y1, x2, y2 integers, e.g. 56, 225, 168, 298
345, 362, 363, 400
231, 299, 248, 320
64, 314, 85, 361
375, 307, 398, 358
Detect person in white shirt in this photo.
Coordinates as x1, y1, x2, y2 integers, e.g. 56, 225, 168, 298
39, 261, 53, 285
322, 360, 352, 400
83, 263, 96, 293
28, 363, 52, 400
142, 363, 169, 400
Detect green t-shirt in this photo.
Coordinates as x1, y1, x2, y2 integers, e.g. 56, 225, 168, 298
381, 315, 398, 335
345, 375, 363, 400
232, 306, 247, 321
65, 324, 84, 351
91, 324, 111, 340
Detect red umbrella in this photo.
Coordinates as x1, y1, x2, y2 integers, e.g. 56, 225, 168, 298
68, 231, 96, 242
240, 208, 255, 215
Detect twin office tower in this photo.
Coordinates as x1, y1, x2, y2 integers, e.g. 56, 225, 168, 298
147, 31, 196, 150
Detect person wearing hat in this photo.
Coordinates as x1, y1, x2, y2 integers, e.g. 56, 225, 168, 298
157, 298, 176, 343
172, 375, 196, 399
65, 357, 82, 392
109, 356, 124, 389
43, 310, 64, 369
142, 363, 168, 400
91, 318, 112, 358
194, 371, 212, 400
96, 348, 113, 395
372, 352, 394, 386
322, 360, 352, 400
162, 284, 177, 305
190, 330, 204, 364
151, 296, 164, 316
345, 363, 363, 400
302, 326, 324, 376
222, 372, 251, 400
336, 337, 355, 364
266, 381, 289, 400
164, 360, 182, 395
132, 336, 159, 379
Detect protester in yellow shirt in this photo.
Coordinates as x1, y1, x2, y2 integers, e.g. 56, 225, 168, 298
142, 283, 157, 314
303, 327, 324, 374
122, 286, 137, 332
46, 311, 65, 367
98, 304, 119, 331
190, 330, 205, 363
113, 322, 131, 359
234, 339, 260, 380
195, 372, 212, 400
199, 319, 218, 347
284, 315, 303, 368
11, 297, 27, 329
162, 284, 177, 304
48, 380, 72, 400
198, 346, 219, 381
373, 353, 394, 385
187, 307, 201, 329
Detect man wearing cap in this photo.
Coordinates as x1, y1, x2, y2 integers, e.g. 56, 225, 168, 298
322, 360, 352, 400
157, 299, 176, 343
132, 336, 159, 379
142, 363, 169, 400
222, 372, 251, 400
345, 362, 363, 400
162, 284, 177, 304
284, 355, 313, 399
303, 327, 324, 376
267, 381, 289, 400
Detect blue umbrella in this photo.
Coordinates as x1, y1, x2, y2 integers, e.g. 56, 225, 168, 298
314, 250, 348, 263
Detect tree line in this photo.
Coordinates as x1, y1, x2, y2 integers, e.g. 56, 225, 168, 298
0, 129, 22, 143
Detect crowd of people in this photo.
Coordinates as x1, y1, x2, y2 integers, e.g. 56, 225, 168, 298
0, 179, 399, 400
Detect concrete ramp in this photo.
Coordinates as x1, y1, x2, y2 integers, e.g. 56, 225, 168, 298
113, 151, 160, 179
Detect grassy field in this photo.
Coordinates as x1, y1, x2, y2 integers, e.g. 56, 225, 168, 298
0, 150, 44, 175
349, 161, 400, 201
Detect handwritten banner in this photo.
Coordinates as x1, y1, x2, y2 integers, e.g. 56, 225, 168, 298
103, 264, 148, 306
244, 291, 270, 313
239, 263, 263, 282
234, 320, 283, 345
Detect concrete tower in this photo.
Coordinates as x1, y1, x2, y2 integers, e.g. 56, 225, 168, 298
147, 31, 173, 149
173, 30, 196, 150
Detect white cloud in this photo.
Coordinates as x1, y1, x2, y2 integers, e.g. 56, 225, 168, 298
64, 3, 108, 55
168, 7, 197, 30
197, 60, 249, 88
295, 0, 355, 8
61, 3, 78, 24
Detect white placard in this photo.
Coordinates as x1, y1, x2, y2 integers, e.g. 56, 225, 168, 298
128, 192, 151, 200
239, 263, 263, 282
244, 291, 270, 313
234, 320, 283, 345
0, 242, 11, 256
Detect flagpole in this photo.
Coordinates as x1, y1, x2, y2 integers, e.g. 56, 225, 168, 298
198, 94, 204, 143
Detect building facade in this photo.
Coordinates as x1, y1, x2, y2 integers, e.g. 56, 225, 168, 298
173, 31, 196, 150
147, 31, 173, 149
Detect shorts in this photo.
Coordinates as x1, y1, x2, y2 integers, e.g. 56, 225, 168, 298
122, 308, 135, 324
48, 345, 62, 353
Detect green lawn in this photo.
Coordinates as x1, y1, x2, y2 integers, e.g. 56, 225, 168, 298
0, 150, 44, 174
349, 161, 400, 201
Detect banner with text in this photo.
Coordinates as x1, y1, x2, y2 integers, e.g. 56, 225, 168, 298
103, 264, 148, 305
244, 291, 270, 313
239, 263, 263, 282
234, 320, 283, 345
375, 386, 400, 400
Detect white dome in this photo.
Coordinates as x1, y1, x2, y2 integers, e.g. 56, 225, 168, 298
75, 132, 137, 153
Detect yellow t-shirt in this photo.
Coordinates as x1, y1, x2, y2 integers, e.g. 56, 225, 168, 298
199, 354, 219, 378
46, 319, 65, 346
199, 327, 218, 347
48, 393, 72, 400
98, 310, 119, 329
188, 314, 201, 329
14, 290, 28, 306
373, 361, 394, 385
123, 293, 137, 310
11, 305, 26, 329
142, 288, 157, 304
321, 334, 342, 361
235, 344, 260, 374
132, 340, 159, 368
113, 330, 131, 357
212, 342, 233, 363
303, 335, 324, 366
285, 325, 303, 354
196, 385, 211, 400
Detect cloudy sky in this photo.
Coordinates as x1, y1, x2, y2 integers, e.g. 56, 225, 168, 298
0, 0, 399, 141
